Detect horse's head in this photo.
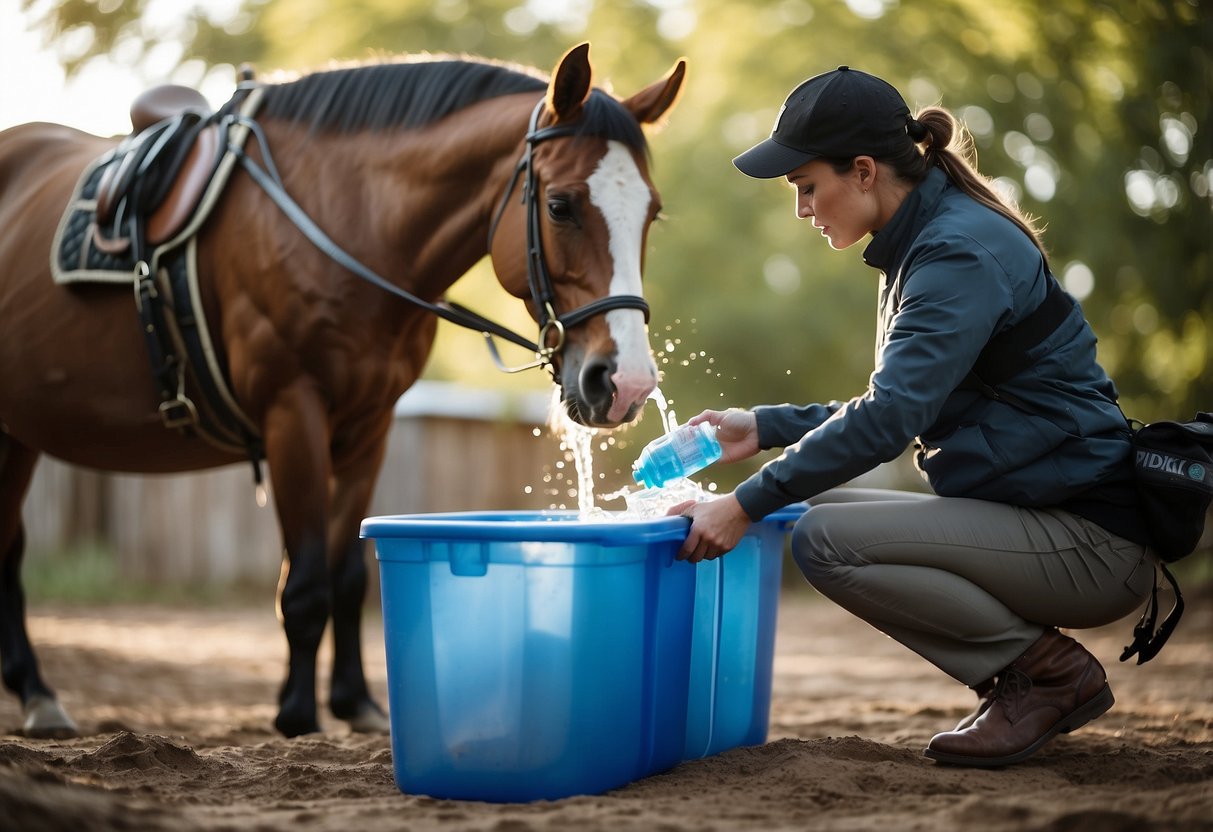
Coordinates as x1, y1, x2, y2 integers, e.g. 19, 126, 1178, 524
489, 43, 685, 429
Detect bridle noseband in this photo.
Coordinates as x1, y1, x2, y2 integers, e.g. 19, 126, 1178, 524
229, 93, 650, 378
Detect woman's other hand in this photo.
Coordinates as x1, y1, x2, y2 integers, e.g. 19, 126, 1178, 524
666, 493, 752, 562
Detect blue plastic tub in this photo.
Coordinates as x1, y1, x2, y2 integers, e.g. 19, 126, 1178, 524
361, 504, 806, 802
362, 511, 695, 803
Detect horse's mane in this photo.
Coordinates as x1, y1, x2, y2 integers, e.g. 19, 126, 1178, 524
258, 56, 648, 151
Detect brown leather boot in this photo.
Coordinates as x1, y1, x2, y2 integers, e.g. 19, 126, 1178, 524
924, 629, 1113, 767
952, 677, 997, 732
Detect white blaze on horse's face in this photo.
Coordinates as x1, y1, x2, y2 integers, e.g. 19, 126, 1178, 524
586, 140, 659, 423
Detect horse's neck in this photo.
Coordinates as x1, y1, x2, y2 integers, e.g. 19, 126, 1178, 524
257, 102, 529, 303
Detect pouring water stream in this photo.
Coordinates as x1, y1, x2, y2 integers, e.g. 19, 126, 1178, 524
550, 387, 713, 520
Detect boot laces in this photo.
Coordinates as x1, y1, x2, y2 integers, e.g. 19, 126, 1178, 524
993, 668, 1033, 723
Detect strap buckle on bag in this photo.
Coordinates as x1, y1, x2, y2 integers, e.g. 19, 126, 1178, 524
1119, 562, 1184, 665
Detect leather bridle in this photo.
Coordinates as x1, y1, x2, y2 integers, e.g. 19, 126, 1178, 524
228, 94, 651, 377
484, 99, 651, 373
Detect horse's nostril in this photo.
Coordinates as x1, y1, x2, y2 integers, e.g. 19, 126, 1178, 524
580, 358, 615, 402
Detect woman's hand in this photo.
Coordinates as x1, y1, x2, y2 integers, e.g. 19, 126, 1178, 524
686, 408, 760, 464
666, 493, 752, 562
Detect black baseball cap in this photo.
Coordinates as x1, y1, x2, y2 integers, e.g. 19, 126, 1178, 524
733, 66, 912, 179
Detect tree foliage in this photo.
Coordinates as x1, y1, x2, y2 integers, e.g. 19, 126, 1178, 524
24, 0, 1210, 444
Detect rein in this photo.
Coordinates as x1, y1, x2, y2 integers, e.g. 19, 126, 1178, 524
228, 96, 650, 377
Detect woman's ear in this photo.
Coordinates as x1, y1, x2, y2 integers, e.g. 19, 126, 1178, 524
854, 156, 877, 192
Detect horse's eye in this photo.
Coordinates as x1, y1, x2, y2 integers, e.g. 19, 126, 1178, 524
547, 197, 574, 223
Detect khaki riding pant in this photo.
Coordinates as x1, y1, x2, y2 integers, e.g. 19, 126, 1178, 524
792, 488, 1155, 686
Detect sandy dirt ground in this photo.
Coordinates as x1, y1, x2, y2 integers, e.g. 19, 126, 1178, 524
1, 584, 1210, 831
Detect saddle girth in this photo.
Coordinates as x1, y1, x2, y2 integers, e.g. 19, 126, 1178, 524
119, 81, 268, 482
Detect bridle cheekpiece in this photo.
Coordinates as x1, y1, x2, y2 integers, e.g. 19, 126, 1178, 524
483, 99, 651, 375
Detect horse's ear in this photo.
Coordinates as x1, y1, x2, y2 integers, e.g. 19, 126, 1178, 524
547, 42, 593, 122
621, 58, 687, 126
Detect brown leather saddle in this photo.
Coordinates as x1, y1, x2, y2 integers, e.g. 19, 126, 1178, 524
92, 84, 222, 257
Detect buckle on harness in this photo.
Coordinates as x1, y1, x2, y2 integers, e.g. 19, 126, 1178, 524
159, 395, 198, 430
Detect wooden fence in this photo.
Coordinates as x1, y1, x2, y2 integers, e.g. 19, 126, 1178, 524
22, 381, 564, 588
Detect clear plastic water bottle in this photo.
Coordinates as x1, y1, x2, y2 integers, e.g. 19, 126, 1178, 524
631, 422, 722, 489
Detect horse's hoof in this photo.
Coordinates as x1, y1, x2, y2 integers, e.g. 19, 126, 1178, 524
345, 701, 390, 734
23, 695, 79, 739
274, 713, 321, 738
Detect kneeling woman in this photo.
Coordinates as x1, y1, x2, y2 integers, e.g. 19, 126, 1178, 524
673, 66, 1154, 767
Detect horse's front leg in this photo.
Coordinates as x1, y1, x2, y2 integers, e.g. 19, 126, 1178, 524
264, 385, 333, 737
0, 434, 78, 738
326, 427, 391, 733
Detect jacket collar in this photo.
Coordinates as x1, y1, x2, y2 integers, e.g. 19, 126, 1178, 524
862, 165, 948, 274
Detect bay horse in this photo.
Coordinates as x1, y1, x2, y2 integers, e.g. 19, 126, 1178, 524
0, 43, 685, 738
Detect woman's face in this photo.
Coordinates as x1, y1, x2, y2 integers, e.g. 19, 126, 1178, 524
786, 159, 874, 250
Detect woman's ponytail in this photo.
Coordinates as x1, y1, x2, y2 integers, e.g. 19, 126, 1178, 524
907, 107, 1049, 263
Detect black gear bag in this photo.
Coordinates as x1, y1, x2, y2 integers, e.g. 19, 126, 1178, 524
1129, 413, 1213, 562
1115, 414, 1213, 664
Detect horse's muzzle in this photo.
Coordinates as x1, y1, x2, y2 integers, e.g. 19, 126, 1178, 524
561, 350, 655, 428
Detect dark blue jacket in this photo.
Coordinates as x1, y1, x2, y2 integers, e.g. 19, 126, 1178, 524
735, 167, 1146, 543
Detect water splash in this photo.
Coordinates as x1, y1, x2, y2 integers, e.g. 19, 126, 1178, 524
647, 387, 678, 435
569, 387, 717, 520
548, 388, 599, 517
564, 423, 598, 517
590, 477, 712, 520
542, 384, 717, 521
